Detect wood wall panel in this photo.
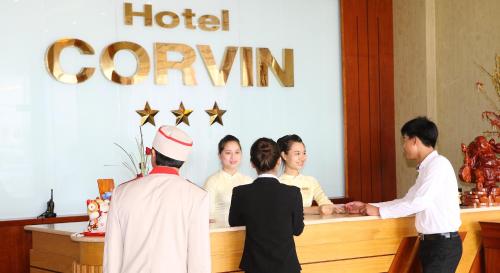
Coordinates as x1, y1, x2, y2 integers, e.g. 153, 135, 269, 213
341, 0, 362, 202
367, 0, 383, 202
376, 0, 397, 202
341, 0, 396, 202
0, 215, 88, 273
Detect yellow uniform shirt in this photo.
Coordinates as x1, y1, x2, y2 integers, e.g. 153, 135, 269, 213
203, 170, 252, 222
279, 174, 333, 207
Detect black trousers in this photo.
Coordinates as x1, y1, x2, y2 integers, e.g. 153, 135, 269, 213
419, 235, 462, 273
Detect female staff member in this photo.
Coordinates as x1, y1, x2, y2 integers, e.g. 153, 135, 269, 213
277, 134, 343, 215
229, 137, 304, 273
204, 135, 252, 223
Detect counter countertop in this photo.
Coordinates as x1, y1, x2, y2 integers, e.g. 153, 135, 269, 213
24, 206, 500, 243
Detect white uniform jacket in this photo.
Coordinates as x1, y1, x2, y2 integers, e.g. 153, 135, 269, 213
104, 166, 211, 273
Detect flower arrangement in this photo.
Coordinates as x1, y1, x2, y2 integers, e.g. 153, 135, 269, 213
477, 55, 500, 137
114, 126, 152, 178
108, 101, 159, 179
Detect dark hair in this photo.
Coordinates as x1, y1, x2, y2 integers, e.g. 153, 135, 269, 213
277, 134, 304, 154
153, 148, 184, 168
250, 138, 280, 174
400, 116, 438, 148
218, 135, 242, 154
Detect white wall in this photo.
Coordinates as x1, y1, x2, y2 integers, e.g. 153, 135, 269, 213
0, 0, 343, 219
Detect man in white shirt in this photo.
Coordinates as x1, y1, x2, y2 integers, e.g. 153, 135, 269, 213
346, 117, 462, 273
104, 125, 211, 273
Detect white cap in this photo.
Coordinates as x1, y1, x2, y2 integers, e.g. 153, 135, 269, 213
152, 125, 193, 161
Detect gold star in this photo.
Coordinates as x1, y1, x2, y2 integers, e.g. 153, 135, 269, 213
171, 102, 193, 126
205, 102, 226, 126
136, 101, 159, 126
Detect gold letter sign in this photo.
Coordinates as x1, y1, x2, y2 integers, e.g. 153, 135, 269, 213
154, 43, 197, 86
46, 4, 297, 87
45, 39, 95, 84
257, 48, 294, 87
197, 45, 237, 86
100, 42, 150, 85
124, 3, 153, 26
46, 44, 294, 87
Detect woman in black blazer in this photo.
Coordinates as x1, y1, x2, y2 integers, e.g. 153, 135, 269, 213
229, 137, 304, 273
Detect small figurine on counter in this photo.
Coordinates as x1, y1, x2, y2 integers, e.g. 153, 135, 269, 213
87, 199, 100, 232
97, 199, 110, 230
86, 198, 110, 235
37, 189, 56, 218
84, 179, 115, 236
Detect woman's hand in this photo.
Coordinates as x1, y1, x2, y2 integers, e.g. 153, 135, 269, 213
319, 204, 334, 215
333, 204, 346, 214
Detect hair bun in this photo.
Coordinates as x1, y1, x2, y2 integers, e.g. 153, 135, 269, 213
250, 138, 280, 173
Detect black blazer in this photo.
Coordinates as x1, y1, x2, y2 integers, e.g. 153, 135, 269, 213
229, 177, 304, 273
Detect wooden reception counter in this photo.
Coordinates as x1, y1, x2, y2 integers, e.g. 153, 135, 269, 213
26, 207, 500, 273
479, 220, 500, 273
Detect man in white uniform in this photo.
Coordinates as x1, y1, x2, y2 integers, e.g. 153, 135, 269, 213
104, 125, 211, 273
346, 117, 462, 273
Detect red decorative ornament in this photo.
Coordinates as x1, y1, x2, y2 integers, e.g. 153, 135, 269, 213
459, 136, 500, 206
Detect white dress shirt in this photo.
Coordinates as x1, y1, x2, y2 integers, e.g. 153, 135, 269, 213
373, 151, 461, 234
258, 173, 279, 179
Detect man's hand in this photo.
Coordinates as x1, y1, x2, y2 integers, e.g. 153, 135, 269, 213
364, 204, 380, 216
345, 202, 380, 216
345, 201, 366, 214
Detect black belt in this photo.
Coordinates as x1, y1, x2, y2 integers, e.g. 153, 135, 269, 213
418, 232, 459, 241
